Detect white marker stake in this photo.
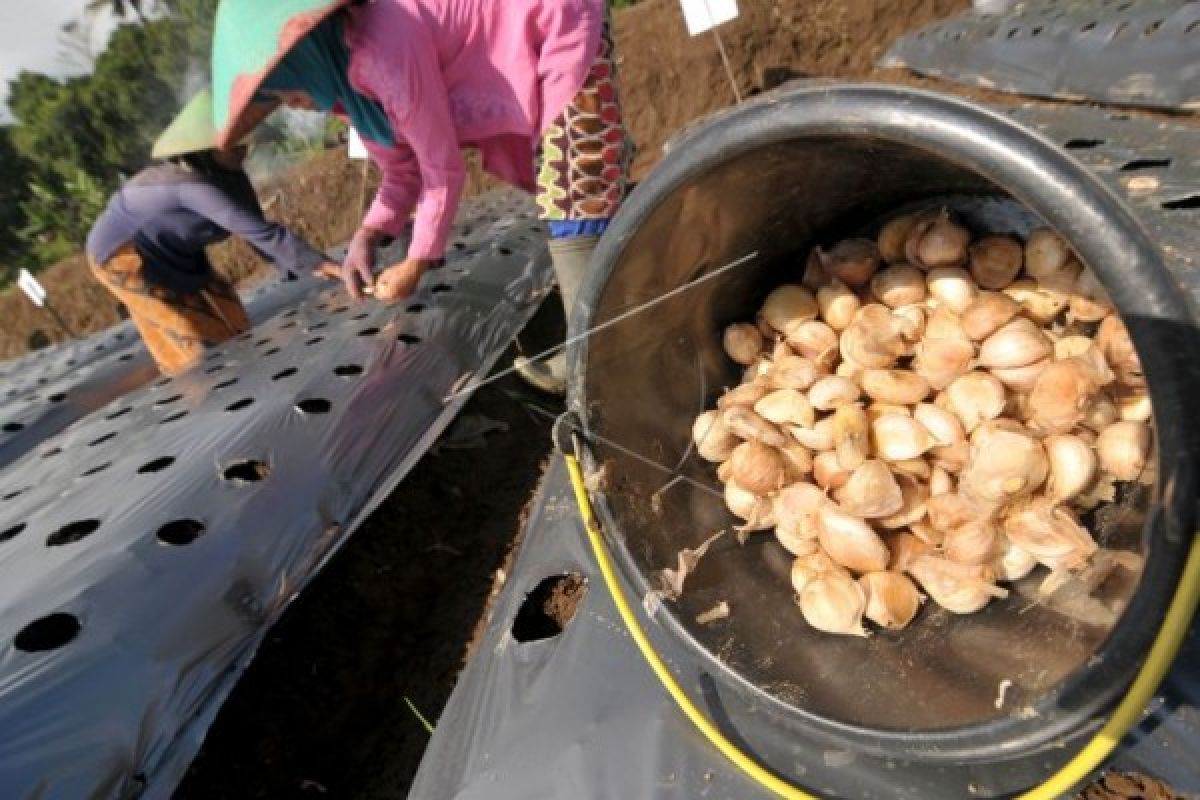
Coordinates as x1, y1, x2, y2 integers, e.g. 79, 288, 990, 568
678, 0, 742, 103
17, 269, 46, 308
347, 128, 369, 160
680, 0, 738, 35
347, 128, 372, 219
18, 268, 72, 336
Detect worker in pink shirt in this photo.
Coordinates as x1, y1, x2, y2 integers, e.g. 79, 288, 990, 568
212, 0, 631, 393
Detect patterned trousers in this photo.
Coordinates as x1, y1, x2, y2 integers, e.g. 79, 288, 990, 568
90, 245, 250, 376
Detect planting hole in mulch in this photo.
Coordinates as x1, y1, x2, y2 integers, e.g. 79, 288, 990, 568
138, 456, 175, 474
157, 519, 206, 546
14, 613, 80, 653
0, 522, 26, 542
47, 519, 101, 547
511, 572, 587, 643
222, 459, 271, 484
295, 398, 332, 415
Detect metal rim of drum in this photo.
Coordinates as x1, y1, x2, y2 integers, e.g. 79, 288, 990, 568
568, 83, 1200, 764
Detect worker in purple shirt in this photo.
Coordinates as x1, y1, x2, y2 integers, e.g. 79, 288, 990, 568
86, 89, 340, 375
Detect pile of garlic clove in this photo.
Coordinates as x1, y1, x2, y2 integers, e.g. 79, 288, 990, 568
694, 210, 1153, 636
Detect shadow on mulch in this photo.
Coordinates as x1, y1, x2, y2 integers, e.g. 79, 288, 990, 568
175, 333, 565, 798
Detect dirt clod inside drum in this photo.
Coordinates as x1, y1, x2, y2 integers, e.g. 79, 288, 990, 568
1078, 771, 1186, 800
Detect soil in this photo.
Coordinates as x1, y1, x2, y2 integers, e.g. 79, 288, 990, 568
0, 0, 1181, 797
1080, 772, 1187, 800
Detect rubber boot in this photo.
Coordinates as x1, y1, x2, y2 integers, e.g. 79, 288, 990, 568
515, 235, 598, 395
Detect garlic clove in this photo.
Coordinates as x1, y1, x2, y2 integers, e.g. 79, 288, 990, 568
717, 380, 770, 410
878, 213, 921, 264
833, 404, 870, 470
1003, 501, 1097, 570
859, 571, 923, 630
907, 555, 1007, 614
943, 519, 1001, 565
799, 569, 869, 636
860, 368, 932, 405
816, 238, 881, 288
1081, 392, 1119, 432
866, 402, 913, 424
834, 459, 904, 519
761, 285, 819, 338
1044, 433, 1097, 504
790, 548, 842, 594
1054, 336, 1115, 386
754, 389, 816, 428
728, 440, 787, 494
927, 492, 986, 533
722, 406, 788, 448
959, 422, 1048, 508
907, 210, 970, 270
789, 419, 836, 451
991, 539, 1039, 582
723, 322, 763, 365
879, 473, 930, 529
1024, 228, 1072, 278
913, 403, 966, 448
717, 459, 734, 483
927, 267, 978, 315
801, 249, 829, 291
813, 450, 852, 491
775, 482, 828, 554
787, 320, 840, 371
871, 414, 935, 462
886, 531, 932, 571
692, 410, 740, 462
978, 317, 1053, 369
968, 235, 1023, 289
930, 465, 954, 496
768, 355, 820, 391
871, 264, 927, 308
1096, 420, 1151, 481
840, 304, 908, 368
742, 357, 773, 384
1026, 358, 1098, 434
1114, 388, 1153, 423
808, 375, 861, 410
891, 304, 927, 342
725, 480, 775, 530
779, 442, 815, 481
1094, 315, 1144, 388
960, 291, 1022, 341
941, 371, 1007, 433
913, 337, 975, 391
1069, 267, 1113, 323
889, 457, 931, 481
930, 440, 970, 475
816, 503, 891, 573
924, 306, 970, 341
817, 279, 861, 332
907, 521, 944, 547
989, 359, 1051, 393
1003, 279, 1067, 326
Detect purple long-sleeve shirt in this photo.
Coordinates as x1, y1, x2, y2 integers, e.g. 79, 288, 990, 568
86, 163, 327, 292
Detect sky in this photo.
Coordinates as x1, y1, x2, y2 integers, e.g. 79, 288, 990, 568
0, 0, 121, 123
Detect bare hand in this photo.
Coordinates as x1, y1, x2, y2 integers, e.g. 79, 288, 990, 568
314, 262, 342, 281
343, 227, 381, 300
374, 257, 433, 304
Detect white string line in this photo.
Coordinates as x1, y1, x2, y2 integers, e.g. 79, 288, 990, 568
443, 250, 760, 402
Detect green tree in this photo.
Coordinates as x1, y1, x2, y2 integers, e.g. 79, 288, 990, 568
5, 0, 219, 269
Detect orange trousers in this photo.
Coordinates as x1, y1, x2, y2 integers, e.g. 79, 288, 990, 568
90, 245, 250, 376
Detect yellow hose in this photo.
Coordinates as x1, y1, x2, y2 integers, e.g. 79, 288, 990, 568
562, 451, 1200, 800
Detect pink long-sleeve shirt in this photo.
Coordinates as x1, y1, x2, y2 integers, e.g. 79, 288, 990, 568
341, 0, 604, 260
